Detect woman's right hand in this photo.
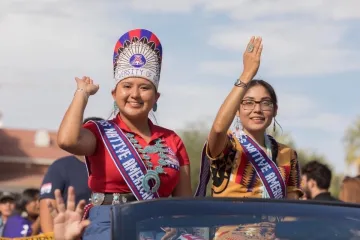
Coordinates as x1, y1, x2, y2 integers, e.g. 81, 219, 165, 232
49, 186, 90, 240
75, 76, 99, 96
241, 36, 263, 82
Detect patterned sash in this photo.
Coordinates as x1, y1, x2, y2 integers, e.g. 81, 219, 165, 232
89, 120, 159, 200
194, 143, 210, 197
195, 133, 286, 199
236, 133, 286, 199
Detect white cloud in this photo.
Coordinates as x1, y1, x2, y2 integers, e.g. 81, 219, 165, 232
124, 0, 206, 13
275, 92, 352, 134
0, 0, 132, 129
198, 61, 239, 77
118, 1, 360, 77
277, 93, 316, 118
156, 83, 229, 130
202, 0, 360, 21
200, 1, 360, 77
157, 80, 348, 136
0, 0, 131, 78
96, 0, 360, 19
282, 112, 351, 134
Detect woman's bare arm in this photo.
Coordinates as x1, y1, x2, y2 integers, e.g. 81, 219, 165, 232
57, 76, 99, 156
172, 165, 192, 197
207, 37, 263, 158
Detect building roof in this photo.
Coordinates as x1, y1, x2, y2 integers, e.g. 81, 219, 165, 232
0, 128, 69, 163
0, 174, 45, 193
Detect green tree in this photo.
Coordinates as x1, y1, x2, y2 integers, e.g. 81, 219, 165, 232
344, 116, 360, 173
178, 121, 209, 194
269, 129, 296, 148
270, 129, 328, 166
270, 129, 342, 197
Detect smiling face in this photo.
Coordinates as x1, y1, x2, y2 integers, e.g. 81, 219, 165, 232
25, 194, 40, 217
0, 198, 15, 218
112, 77, 160, 120
238, 83, 277, 134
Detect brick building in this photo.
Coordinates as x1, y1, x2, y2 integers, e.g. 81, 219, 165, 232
0, 128, 69, 192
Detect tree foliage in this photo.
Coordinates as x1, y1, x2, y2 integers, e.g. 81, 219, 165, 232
270, 129, 342, 197
178, 121, 209, 193
344, 116, 360, 167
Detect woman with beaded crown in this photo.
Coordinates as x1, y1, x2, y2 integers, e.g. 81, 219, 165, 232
195, 37, 303, 239
57, 29, 192, 240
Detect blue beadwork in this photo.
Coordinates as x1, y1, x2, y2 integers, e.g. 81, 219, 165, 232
143, 145, 159, 154
155, 166, 164, 174
130, 138, 138, 144
134, 144, 142, 148
142, 170, 161, 193
125, 133, 170, 194
126, 133, 135, 138
158, 159, 167, 166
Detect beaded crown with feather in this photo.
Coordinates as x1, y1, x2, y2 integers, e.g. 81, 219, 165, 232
113, 29, 163, 90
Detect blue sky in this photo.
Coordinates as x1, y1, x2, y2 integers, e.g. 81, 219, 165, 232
0, 0, 360, 174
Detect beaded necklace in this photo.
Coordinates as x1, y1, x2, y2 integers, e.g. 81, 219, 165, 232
125, 133, 169, 193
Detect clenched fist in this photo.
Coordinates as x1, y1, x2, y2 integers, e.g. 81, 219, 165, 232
75, 76, 99, 97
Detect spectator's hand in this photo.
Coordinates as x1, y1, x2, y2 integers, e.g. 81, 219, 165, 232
48, 186, 90, 240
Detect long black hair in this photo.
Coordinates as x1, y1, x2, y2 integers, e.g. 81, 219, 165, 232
16, 188, 39, 213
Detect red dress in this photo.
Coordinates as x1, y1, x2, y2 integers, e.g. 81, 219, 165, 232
83, 115, 190, 197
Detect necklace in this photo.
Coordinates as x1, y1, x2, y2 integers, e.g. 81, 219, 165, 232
125, 133, 168, 193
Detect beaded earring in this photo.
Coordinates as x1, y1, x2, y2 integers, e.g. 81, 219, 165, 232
153, 102, 157, 112
235, 116, 241, 131
273, 118, 276, 132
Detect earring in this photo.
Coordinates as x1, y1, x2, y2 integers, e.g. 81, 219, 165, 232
152, 102, 157, 112
273, 118, 276, 132
235, 116, 241, 131
113, 101, 118, 112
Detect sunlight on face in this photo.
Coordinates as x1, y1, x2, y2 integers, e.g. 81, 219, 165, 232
112, 77, 160, 119
239, 85, 276, 134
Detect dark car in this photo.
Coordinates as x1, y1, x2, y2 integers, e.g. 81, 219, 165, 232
110, 198, 360, 240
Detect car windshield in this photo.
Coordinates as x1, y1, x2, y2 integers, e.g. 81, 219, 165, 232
136, 214, 360, 239
110, 198, 360, 240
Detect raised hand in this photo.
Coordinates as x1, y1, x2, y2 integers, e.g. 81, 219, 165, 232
241, 36, 263, 81
48, 186, 90, 240
75, 76, 99, 96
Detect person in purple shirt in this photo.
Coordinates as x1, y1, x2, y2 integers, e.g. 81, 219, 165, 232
2, 188, 40, 238
0, 192, 16, 237
2, 214, 32, 237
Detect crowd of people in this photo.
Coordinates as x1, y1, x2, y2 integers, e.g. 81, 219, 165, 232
1, 28, 360, 240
